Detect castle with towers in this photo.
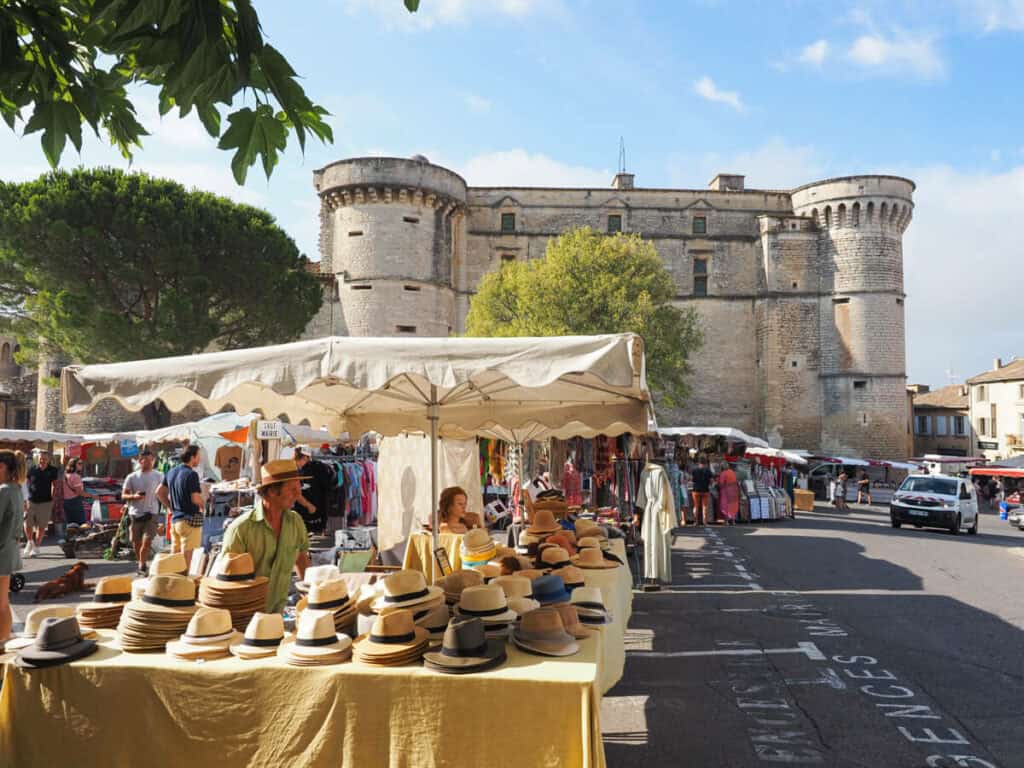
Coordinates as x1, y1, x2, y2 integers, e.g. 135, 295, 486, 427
26, 154, 915, 458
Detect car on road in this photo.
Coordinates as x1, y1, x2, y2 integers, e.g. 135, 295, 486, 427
890, 474, 979, 535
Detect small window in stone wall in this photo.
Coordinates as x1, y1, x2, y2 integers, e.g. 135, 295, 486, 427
396, 325, 417, 334
348, 230, 364, 237
607, 214, 622, 233
501, 253, 515, 262
692, 216, 707, 235
352, 285, 372, 291
853, 380, 867, 389
403, 285, 421, 292
14, 409, 29, 429
832, 297, 850, 304
693, 275, 708, 297
403, 216, 420, 224
896, 298, 903, 305
501, 213, 516, 233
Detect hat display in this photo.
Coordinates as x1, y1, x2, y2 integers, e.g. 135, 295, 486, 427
77, 575, 134, 630
423, 617, 507, 674
551, 603, 595, 640
507, 596, 540, 616
295, 564, 343, 594
14, 616, 98, 669
490, 575, 533, 602
574, 520, 608, 540
550, 565, 586, 592
166, 607, 240, 661
371, 570, 444, 615
355, 581, 386, 614
198, 553, 270, 632
6, 606, 96, 652
455, 585, 517, 638
544, 532, 577, 555
257, 458, 312, 489
511, 606, 579, 657
525, 509, 561, 536
117, 574, 199, 652
416, 602, 451, 646
460, 528, 497, 565
149, 552, 190, 577
516, 568, 545, 582
472, 563, 501, 581
575, 536, 601, 550
230, 612, 287, 659
353, 609, 429, 666
303, 578, 357, 634
282, 609, 353, 666
533, 498, 568, 514
540, 546, 573, 570
436, 570, 484, 605
531, 574, 572, 606
573, 547, 619, 570
570, 587, 613, 626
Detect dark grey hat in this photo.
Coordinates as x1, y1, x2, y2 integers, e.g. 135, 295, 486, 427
422, 617, 506, 674
14, 616, 98, 669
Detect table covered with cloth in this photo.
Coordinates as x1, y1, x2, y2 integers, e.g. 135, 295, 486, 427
0, 630, 606, 768
403, 530, 464, 580
583, 564, 633, 694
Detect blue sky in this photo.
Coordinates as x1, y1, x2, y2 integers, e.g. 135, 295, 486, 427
2, 0, 1022, 389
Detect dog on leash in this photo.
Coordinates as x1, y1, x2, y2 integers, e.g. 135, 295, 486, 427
33, 562, 90, 602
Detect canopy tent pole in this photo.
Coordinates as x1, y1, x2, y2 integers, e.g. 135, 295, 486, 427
429, 387, 440, 583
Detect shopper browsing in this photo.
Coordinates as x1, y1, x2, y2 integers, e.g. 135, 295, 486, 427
0, 450, 27, 643
291, 447, 334, 534
156, 445, 204, 573
24, 451, 58, 558
122, 449, 164, 576
690, 458, 713, 526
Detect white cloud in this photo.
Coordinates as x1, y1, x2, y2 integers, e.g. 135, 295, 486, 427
847, 32, 945, 79
693, 76, 744, 111
962, 0, 1024, 31
341, 0, 552, 28
798, 39, 830, 66
463, 93, 493, 112
668, 138, 827, 191
458, 149, 610, 187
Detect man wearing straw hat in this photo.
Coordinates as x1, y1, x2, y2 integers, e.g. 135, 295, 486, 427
220, 460, 311, 612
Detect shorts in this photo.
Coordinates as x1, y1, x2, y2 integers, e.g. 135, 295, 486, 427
130, 515, 158, 543
26, 501, 53, 529
171, 520, 202, 551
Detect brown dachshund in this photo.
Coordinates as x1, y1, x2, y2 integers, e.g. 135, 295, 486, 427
33, 562, 89, 602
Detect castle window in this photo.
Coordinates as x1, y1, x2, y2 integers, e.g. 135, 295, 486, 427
607, 215, 622, 233
693, 258, 708, 297
403, 216, 420, 224
853, 380, 867, 390
403, 285, 421, 292
500, 253, 515, 262
396, 325, 417, 334
501, 213, 516, 233
14, 409, 29, 430
791, 282, 798, 289
832, 297, 850, 304
351, 285, 372, 291
692, 216, 707, 235
348, 230, 364, 237
792, 361, 798, 368
896, 298, 903, 305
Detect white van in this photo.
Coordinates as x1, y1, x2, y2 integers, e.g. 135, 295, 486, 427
889, 474, 979, 535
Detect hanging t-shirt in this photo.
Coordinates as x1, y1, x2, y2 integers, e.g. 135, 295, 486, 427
215, 445, 244, 481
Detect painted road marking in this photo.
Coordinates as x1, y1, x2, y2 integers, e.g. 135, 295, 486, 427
784, 668, 847, 689
633, 641, 826, 661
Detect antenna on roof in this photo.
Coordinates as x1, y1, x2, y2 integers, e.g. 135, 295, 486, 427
945, 364, 960, 384
618, 137, 626, 174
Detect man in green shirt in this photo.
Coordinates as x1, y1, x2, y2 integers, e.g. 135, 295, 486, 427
222, 459, 311, 612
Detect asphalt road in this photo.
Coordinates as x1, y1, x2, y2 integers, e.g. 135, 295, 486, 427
602, 505, 1024, 768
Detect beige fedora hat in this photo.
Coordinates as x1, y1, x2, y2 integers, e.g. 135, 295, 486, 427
455, 585, 517, 625
282, 610, 353, 665
526, 509, 561, 535
150, 552, 189, 577
166, 607, 239, 658
573, 547, 618, 570
508, 596, 540, 615
137, 574, 199, 616
257, 458, 311, 490
540, 546, 573, 569
570, 587, 614, 626
6, 605, 96, 652
511, 606, 579, 657
204, 552, 270, 590
551, 603, 595, 640
78, 575, 133, 609
353, 609, 429, 661
371, 570, 444, 614
306, 578, 351, 612
230, 612, 286, 659
551, 565, 586, 591
491, 575, 533, 601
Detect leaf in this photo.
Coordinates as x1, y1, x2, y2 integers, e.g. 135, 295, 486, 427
217, 106, 286, 184
195, 102, 220, 137
255, 45, 309, 150
405, 0, 420, 10
23, 100, 82, 166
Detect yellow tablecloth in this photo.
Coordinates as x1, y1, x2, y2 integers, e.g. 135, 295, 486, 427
403, 531, 464, 581
0, 630, 606, 768
582, 564, 632, 694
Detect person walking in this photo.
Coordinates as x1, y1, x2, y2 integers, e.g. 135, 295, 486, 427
856, 469, 872, 505
24, 451, 58, 557
0, 450, 27, 643
62, 457, 88, 526
690, 457, 713, 526
718, 463, 740, 525
121, 448, 164, 575
834, 471, 849, 510
156, 445, 204, 574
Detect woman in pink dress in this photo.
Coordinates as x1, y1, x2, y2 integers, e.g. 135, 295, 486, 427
718, 465, 740, 525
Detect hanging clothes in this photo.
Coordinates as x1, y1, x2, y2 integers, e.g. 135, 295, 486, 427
562, 462, 582, 506
637, 461, 674, 583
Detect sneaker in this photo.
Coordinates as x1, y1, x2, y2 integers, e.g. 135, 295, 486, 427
22, 541, 32, 556
25, 542, 36, 558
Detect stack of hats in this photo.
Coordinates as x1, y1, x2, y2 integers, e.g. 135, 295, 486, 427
423, 617, 507, 674
459, 528, 497, 569
454, 585, 518, 639
539, 546, 573, 571
575, 520, 612, 550
117, 574, 199, 652
166, 606, 239, 661
437, 570, 484, 606
570, 587, 613, 626
295, 564, 342, 594
353, 609, 429, 666
531, 574, 572, 606
491, 575, 540, 616
282, 610, 353, 667
6, 606, 96, 652
551, 564, 586, 593
512, 606, 579, 657
544, 532, 577, 555
13, 616, 98, 669
416, 602, 451, 646
198, 553, 269, 632
573, 547, 619, 571
132, 552, 189, 600
551, 603, 595, 640
303, 578, 357, 635
372, 570, 445, 620
77, 575, 133, 630
525, 509, 562, 538
230, 613, 287, 660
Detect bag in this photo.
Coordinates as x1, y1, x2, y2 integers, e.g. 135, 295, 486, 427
90, 499, 104, 522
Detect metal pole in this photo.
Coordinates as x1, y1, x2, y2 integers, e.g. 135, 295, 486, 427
429, 386, 440, 583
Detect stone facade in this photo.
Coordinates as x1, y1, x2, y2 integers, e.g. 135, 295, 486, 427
910, 383, 972, 457
966, 358, 1024, 461
311, 156, 916, 458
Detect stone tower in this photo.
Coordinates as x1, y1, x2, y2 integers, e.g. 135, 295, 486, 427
789, 176, 915, 457
313, 156, 468, 337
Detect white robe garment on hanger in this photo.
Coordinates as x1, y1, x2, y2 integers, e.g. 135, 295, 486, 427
637, 461, 674, 583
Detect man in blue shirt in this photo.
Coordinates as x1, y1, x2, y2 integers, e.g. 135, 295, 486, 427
156, 444, 204, 573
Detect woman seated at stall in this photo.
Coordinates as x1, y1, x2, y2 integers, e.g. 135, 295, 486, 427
437, 486, 483, 533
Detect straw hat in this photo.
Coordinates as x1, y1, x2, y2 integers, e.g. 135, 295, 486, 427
508, 596, 540, 616
116, 574, 199, 652
295, 564, 344, 593
416, 602, 451, 645
137, 574, 199, 615
14, 616, 98, 669
512, 606, 579, 657
76, 575, 134, 630
230, 613, 287, 659
423, 617, 507, 674
6, 606, 96, 652
282, 609, 353, 666
461, 528, 496, 556
540, 546, 573, 570
515, 556, 536, 571
574, 520, 607, 540
570, 587, 613, 626
551, 603, 595, 640
204, 552, 270, 590
551, 565, 585, 592
257, 458, 311, 490
455, 585, 517, 625
533, 498, 568, 515
525, 509, 561, 535
490, 575, 533, 601
545, 532, 577, 555
531, 574, 571, 606
150, 551, 189, 576
468, 563, 501, 581
436, 570, 484, 605
353, 609, 429, 666
516, 568, 545, 582
198, 555, 269, 632
371, 570, 444, 614
575, 536, 601, 550
573, 547, 619, 570
304, 578, 357, 633
166, 607, 239, 660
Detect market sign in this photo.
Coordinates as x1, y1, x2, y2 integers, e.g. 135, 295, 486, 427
256, 420, 284, 440
120, 439, 139, 458
977, 441, 998, 450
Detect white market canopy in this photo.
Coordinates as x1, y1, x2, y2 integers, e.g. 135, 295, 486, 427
744, 446, 808, 465
658, 426, 771, 449
61, 334, 652, 441
0, 429, 85, 446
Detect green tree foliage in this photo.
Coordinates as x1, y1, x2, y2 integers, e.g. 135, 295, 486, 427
0, 167, 323, 366
465, 227, 704, 409
0, 0, 419, 183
